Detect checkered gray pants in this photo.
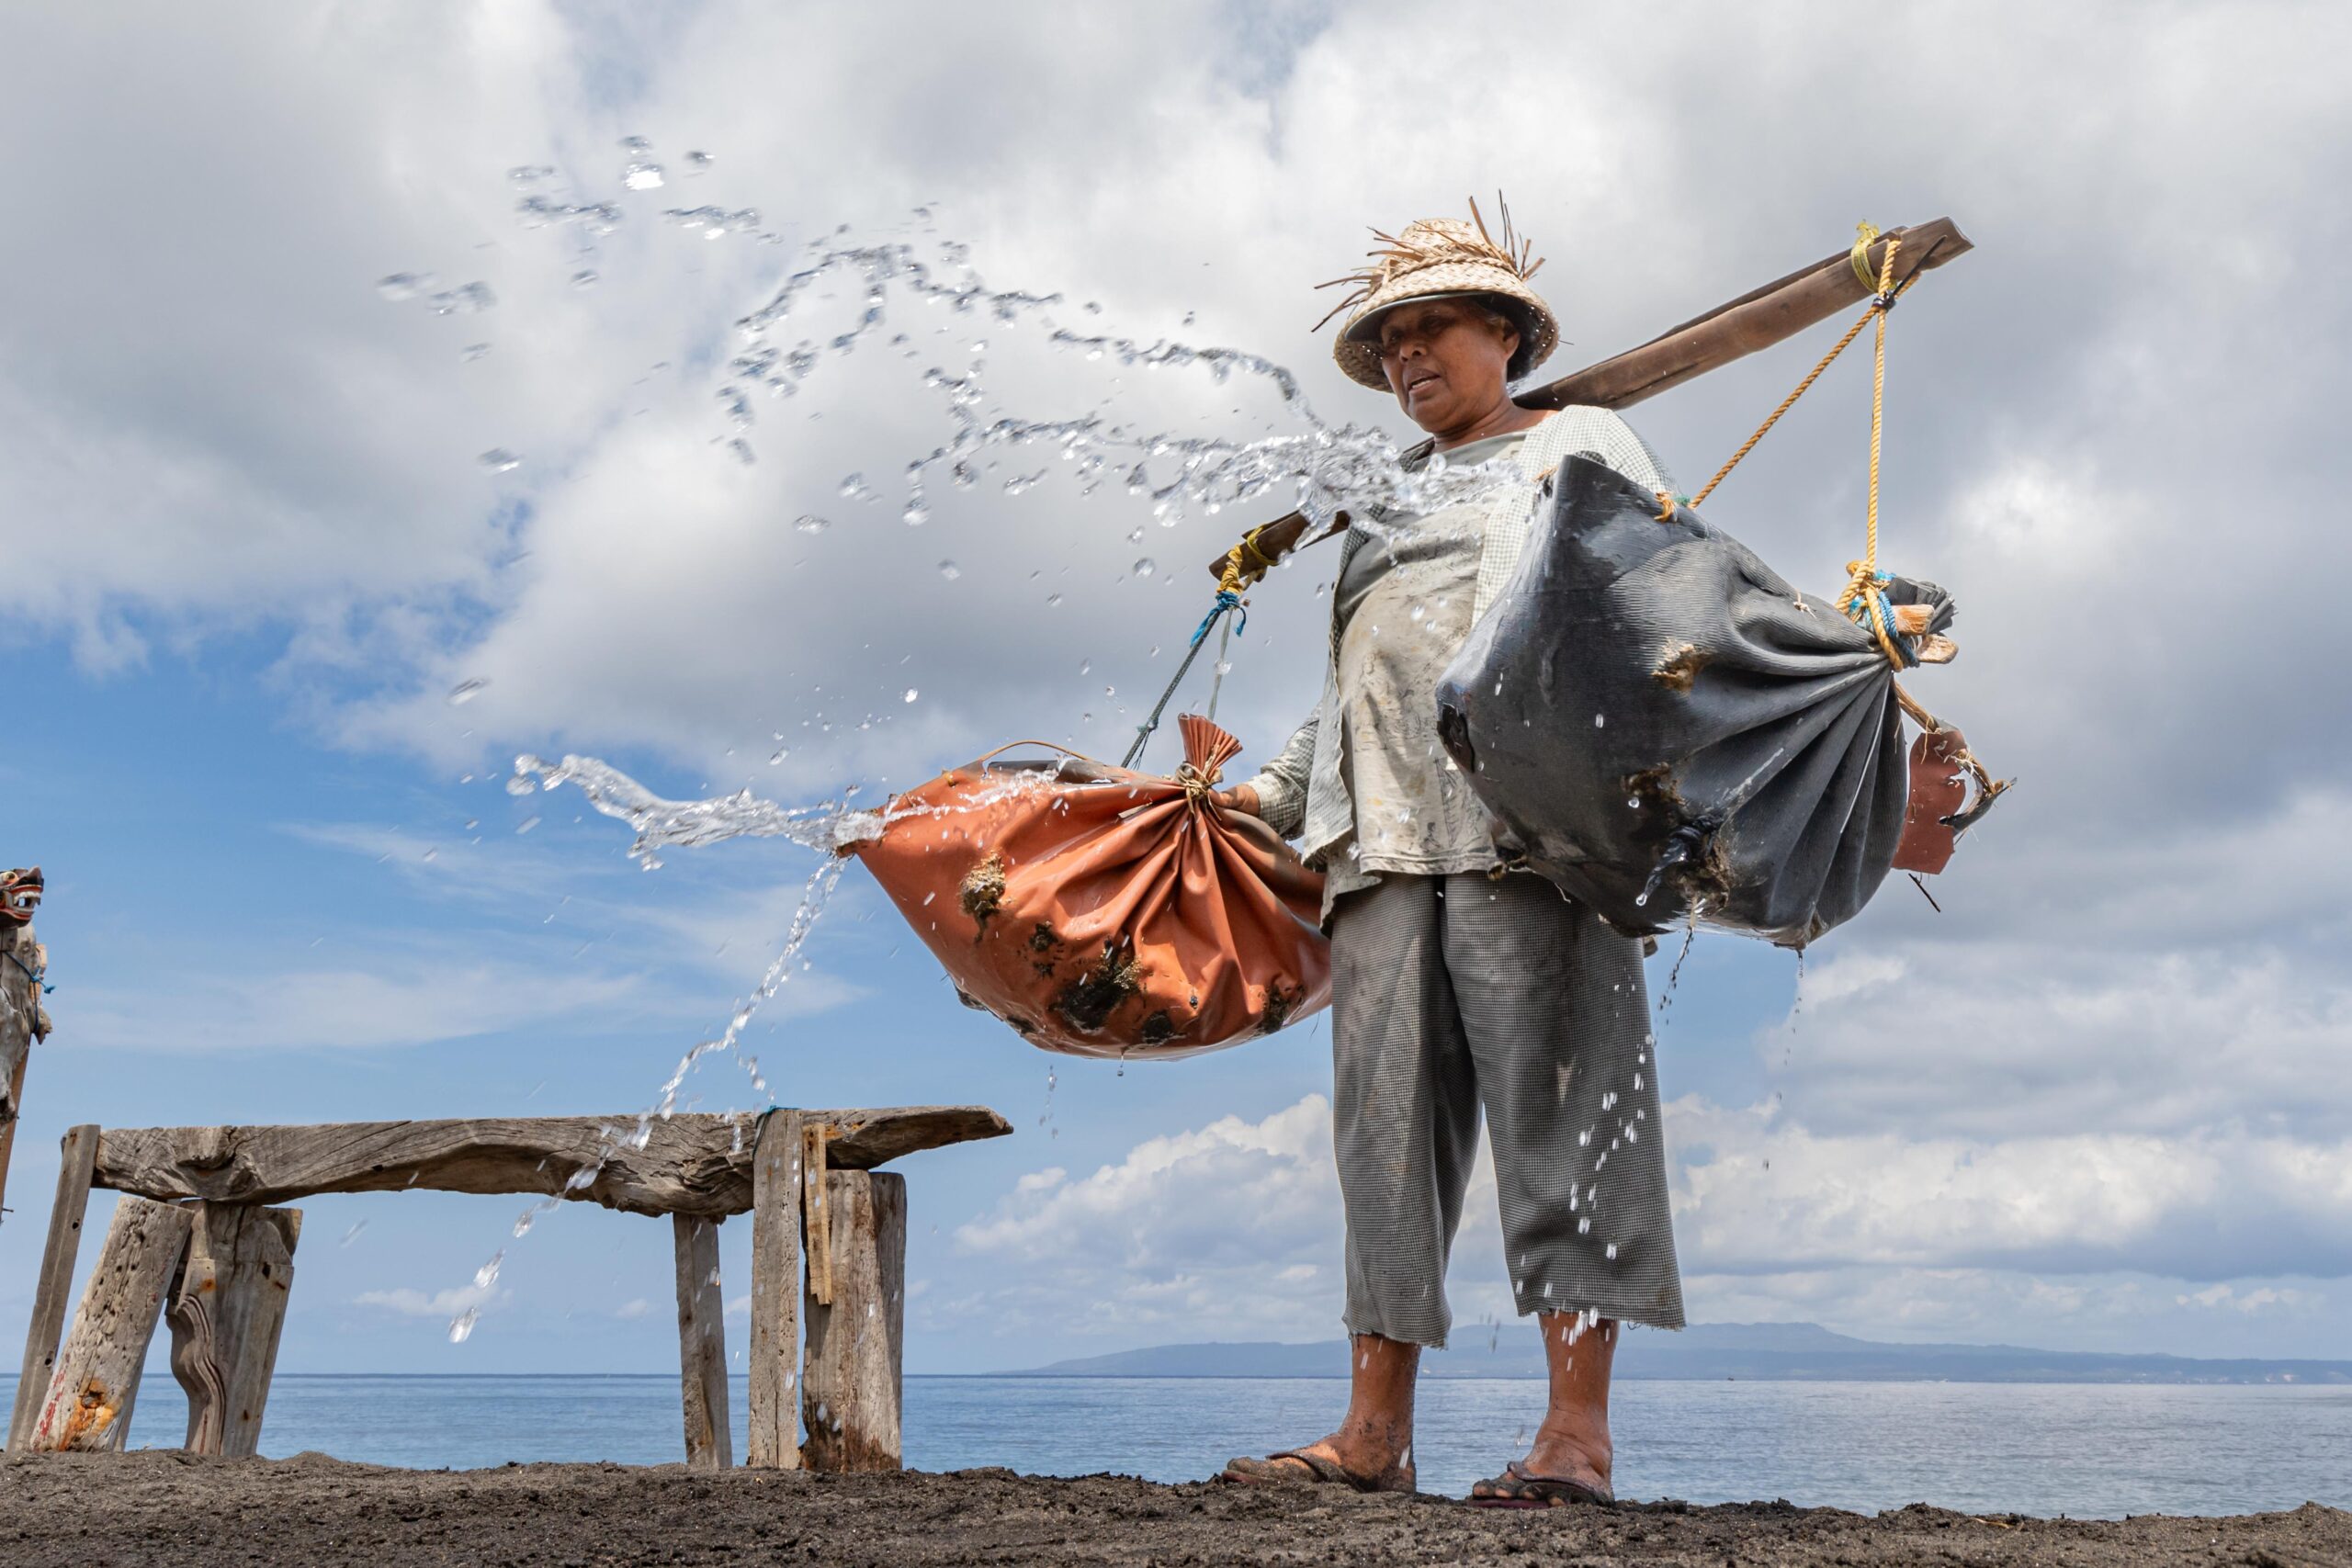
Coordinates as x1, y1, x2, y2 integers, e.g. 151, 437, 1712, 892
1329, 871, 1685, 1347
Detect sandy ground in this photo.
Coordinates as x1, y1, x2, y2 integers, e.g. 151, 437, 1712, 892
3, 1450, 2345, 1567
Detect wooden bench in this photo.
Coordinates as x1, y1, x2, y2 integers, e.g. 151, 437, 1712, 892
6, 1106, 1009, 1471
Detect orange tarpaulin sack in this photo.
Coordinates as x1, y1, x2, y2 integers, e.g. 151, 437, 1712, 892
850, 714, 1329, 1059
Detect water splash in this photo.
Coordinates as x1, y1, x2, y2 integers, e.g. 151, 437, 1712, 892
702, 230, 1526, 538
508, 751, 883, 867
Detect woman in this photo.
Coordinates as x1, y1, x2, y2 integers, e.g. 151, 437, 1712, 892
1216, 204, 1684, 1506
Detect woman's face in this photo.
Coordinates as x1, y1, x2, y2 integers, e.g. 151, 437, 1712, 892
1373, 299, 1519, 434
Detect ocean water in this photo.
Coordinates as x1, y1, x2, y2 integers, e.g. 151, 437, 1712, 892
13, 1374, 2345, 1517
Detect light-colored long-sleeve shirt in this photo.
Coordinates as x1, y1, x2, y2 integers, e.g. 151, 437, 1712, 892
1239, 406, 1673, 919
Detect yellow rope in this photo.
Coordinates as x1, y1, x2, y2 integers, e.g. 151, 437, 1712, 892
1849, 221, 1883, 290
1686, 230, 1917, 511
1841, 235, 1906, 668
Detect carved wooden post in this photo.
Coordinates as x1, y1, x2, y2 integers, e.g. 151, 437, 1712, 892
671, 1213, 731, 1469
8, 1123, 97, 1449
166, 1204, 301, 1457
800, 1170, 906, 1472
28, 1195, 194, 1450
746, 1111, 803, 1469
0, 873, 51, 1221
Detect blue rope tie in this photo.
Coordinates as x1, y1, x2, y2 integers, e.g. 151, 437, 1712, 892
1843, 572, 1919, 668
1189, 589, 1245, 649
6, 949, 51, 995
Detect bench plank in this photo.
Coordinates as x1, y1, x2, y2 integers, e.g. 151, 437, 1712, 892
89, 1107, 1009, 1219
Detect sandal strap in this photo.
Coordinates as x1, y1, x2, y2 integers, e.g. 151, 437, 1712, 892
1500, 1459, 1614, 1505
1268, 1448, 1374, 1491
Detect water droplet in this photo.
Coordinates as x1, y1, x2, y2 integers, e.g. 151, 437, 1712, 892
618, 134, 652, 154
937, 559, 962, 580
902, 499, 930, 526
685, 149, 715, 170
377, 272, 434, 301
1594, 713, 1606, 728
515, 815, 540, 834
839, 472, 867, 498
1605, 1242, 1619, 1260
794, 515, 831, 534
447, 677, 490, 705
571, 268, 600, 288
1046, 592, 1063, 607
623, 162, 665, 191
479, 448, 521, 472
506, 164, 554, 184
447, 1307, 479, 1344
1132, 558, 1156, 577
460, 343, 492, 362
903, 688, 919, 704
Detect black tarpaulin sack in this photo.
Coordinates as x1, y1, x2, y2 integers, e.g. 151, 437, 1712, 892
1437, 457, 1958, 946
1435, 223, 2006, 948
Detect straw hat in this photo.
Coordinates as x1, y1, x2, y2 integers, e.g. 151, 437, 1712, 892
1317, 196, 1558, 391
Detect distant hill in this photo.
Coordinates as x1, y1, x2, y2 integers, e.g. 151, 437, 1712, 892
1009, 1322, 2352, 1384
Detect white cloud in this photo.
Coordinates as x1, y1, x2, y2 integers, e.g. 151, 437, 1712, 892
1668, 1097, 2352, 1279
933, 1087, 2352, 1356
948, 1094, 1344, 1340
614, 1297, 655, 1321
354, 1283, 503, 1319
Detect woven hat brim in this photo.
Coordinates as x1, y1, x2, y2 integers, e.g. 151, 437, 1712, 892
1332, 264, 1558, 391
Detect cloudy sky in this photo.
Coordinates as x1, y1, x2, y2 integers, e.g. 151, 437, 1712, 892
4, 0, 2348, 1397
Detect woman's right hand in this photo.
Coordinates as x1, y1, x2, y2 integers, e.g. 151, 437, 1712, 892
1212, 783, 1261, 818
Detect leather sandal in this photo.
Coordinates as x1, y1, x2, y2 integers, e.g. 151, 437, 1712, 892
1468, 1459, 1614, 1508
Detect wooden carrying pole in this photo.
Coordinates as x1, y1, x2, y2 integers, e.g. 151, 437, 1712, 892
1204, 217, 1973, 580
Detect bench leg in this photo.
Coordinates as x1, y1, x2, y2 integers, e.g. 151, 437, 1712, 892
746, 1111, 803, 1469
167, 1203, 301, 1457
7, 1123, 97, 1450
801, 1170, 905, 1472
672, 1213, 732, 1469
27, 1195, 193, 1451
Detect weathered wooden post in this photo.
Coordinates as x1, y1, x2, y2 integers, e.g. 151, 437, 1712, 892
800, 1170, 907, 1472
745, 1110, 803, 1469
0, 866, 52, 1220
671, 1213, 731, 1469
26, 1195, 194, 1450
166, 1203, 302, 1457
7, 1122, 97, 1449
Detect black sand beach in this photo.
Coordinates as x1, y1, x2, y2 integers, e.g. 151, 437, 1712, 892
5, 1450, 2344, 1566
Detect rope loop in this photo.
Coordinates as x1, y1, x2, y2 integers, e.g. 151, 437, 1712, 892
1125, 587, 1250, 769
1192, 589, 1246, 649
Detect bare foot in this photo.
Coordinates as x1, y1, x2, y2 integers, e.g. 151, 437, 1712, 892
1232, 1419, 1411, 1495
1516, 1411, 1610, 1492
